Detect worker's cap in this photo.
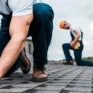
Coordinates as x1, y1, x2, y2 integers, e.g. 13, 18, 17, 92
59, 20, 66, 29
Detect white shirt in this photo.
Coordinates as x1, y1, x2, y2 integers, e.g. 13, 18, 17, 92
0, 0, 42, 16
70, 27, 82, 41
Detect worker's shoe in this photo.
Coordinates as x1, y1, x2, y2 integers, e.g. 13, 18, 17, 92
63, 61, 73, 65
21, 53, 31, 74
32, 66, 48, 82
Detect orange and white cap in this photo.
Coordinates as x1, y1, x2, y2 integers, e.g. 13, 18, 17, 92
59, 20, 66, 29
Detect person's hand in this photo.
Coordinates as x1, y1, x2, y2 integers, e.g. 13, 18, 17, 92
70, 41, 75, 48
70, 41, 80, 49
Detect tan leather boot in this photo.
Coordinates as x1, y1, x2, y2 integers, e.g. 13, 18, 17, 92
32, 66, 47, 82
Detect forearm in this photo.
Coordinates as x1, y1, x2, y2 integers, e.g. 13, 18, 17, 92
0, 38, 25, 76
72, 29, 81, 44
70, 35, 80, 48
72, 36, 80, 44
0, 14, 33, 77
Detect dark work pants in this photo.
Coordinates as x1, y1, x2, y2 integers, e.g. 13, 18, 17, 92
30, 3, 54, 68
62, 42, 93, 66
0, 3, 54, 76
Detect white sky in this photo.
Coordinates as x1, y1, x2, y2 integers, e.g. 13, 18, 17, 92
43, 0, 93, 60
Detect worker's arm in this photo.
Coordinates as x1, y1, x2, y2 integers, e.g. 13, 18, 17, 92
0, 14, 33, 77
70, 29, 81, 48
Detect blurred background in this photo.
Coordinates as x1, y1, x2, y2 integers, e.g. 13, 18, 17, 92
0, 0, 93, 61
43, 0, 93, 61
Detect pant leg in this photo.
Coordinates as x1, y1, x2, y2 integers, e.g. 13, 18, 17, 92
77, 60, 93, 66
28, 3, 54, 68
0, 15, 23, 76
74, 47, 93, 66
0, 15, 11, 54
74, 47, 83, 65
74, 41, 84, 66
62, 43, 73, 61
74, 49, 93, 66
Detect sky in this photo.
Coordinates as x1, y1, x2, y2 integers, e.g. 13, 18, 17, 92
0, 0, 93, 61
43, 0, 93, 60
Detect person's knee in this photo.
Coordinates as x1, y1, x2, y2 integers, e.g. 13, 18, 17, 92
75, 59, 81, 66
62, 44, 67, 49
33, 3, 54, 19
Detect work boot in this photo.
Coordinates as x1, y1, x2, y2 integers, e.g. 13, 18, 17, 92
32, 66, 48, 82
21, 49, 31, 74
63, 61, 73, 65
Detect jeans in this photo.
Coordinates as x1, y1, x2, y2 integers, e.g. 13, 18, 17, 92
0, 3, 54, 76
62, 42, 93, 66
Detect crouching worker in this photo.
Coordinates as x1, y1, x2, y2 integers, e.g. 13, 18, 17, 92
0, 0, 54, 82
60, 20, 93, 66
